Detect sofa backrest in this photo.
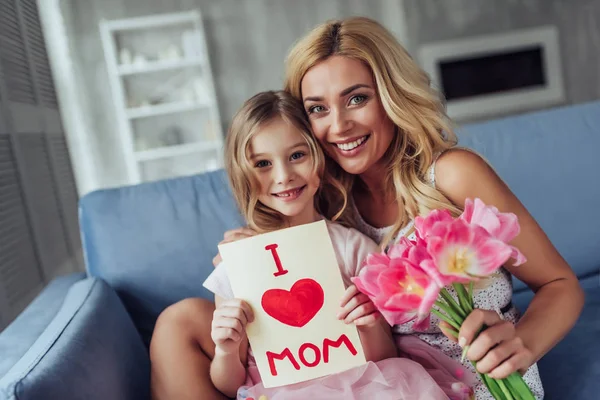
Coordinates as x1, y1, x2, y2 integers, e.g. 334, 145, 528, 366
80, 171, 243, 344
458, 101, 600, 290
80, 101, 600, 343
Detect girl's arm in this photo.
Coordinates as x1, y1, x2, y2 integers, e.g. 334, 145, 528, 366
210, 296, 253, 397
338, 285, 398, 362
435, 149, 584, 378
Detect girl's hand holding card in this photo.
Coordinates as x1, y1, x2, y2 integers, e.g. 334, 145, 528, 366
211, 298, 255, 355
337, 284, 381, 328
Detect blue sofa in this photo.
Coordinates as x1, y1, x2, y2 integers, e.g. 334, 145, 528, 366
2, 101, 600, 400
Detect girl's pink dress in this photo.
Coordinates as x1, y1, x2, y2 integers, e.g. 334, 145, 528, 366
237, 334, 475, 400
204, 221, 476, 400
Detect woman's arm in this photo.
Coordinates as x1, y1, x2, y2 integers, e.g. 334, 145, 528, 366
435, 149, 584, 377
338, 285, 398, 362
210, 296, 252, 397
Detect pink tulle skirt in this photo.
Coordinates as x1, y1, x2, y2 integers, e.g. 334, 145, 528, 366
237, 335, 476, 400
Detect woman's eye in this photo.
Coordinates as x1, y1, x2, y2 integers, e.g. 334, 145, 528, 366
290, 152, 305, 161
349, 95, 367, 105
307, 105, 325, 114
255, 160, 270, 168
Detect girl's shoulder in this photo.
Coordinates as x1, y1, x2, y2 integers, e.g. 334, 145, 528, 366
325, 220, 377, 248
325, 220, 379, 281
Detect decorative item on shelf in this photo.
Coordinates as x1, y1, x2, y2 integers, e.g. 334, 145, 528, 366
158, 44, 183, 61
100, 11, 224, 184
181, 30, 205, 62
159, 126, 184, 147
135, 135, 153, 151
181, 88, 196, 104
119, 48, 132, 65
133, 53, 148, 66
167, 44, 182, 60
192, 78, 207, 103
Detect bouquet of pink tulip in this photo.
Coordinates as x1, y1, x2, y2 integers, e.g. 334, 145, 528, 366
352, 198, 535, 400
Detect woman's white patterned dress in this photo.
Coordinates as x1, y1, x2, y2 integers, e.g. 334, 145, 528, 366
351, 162, 544, 400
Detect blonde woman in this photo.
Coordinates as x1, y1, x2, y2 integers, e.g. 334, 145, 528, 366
278, 17, 583, 399
150, 17, 583, 400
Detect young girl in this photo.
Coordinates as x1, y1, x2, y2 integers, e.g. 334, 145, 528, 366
202, 90, 475, 400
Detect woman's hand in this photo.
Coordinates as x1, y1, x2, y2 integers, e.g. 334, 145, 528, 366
212, 227, 258, 267
337, 284, 380, 327
211, 299, 254, 355
440, 309, 535, 379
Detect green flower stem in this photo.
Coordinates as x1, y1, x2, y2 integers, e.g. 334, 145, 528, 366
434, 300, 464, 327
443, 326, 459, 339
460, 290, 535, 400
471, 360, 503, 399
481, 373, 507, 400
497, 379, 515, 400
439, 288, 467, 320
468, 281, 474, 308
431, 308, 461, 331
505, 372, 536, 399
453, 283, 473, 314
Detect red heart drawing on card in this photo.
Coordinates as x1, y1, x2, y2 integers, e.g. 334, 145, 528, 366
261, 278, 324, 327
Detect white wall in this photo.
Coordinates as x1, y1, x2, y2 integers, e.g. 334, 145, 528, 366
49, 0, 409, 193
405, 0, 600, 118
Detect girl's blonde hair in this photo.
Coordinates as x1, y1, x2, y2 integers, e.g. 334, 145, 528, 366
284, 16, 462, 246
225, 90, 347, 233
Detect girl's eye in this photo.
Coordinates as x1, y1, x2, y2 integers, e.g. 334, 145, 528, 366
307, 105, 326, 114
349, 94, 367, 105
255, 160, 271, 168
290, 151, 305, 161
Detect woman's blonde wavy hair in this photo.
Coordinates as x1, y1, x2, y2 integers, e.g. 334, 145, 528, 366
284, 16, 462, 247
225, 90, 348, 233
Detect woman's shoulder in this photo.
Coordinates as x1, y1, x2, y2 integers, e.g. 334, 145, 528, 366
433, 148, 500, 202
435, 147, 490, 176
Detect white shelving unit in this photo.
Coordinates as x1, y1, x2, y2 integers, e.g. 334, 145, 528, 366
100, 11, 223, 184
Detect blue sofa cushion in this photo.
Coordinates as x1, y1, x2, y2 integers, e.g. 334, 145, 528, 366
0, 278, 149, 400
458, 101, 600, 290
79, 170, 244, 344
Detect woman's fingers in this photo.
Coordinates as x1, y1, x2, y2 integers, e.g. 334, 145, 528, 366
455, 308, 532, 378
458, 309, 503, 351
466, 319, 514, 362
439, 321, 459, 342
488, 350, 531, 379
475, 337, 521, 374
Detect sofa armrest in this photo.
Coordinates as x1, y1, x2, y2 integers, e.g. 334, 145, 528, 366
0, 272, 86, 378
0, 277, 150, 400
